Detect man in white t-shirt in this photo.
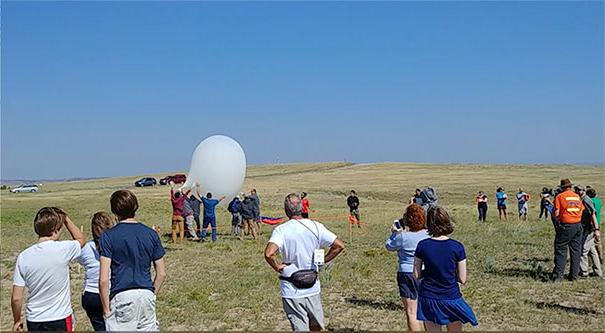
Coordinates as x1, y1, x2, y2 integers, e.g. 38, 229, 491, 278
12, 207, 86, 331
264, 193, 345, 331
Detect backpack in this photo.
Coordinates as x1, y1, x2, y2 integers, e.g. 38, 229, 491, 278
419, 187, 439, 209
228, 199, 241, 213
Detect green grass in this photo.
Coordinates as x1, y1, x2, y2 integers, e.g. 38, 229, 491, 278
1, 162, 604, 330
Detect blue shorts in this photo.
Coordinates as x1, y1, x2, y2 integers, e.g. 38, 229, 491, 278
397, 272, 420, 300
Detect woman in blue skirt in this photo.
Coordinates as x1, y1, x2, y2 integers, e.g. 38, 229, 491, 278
414, 206, 478, 332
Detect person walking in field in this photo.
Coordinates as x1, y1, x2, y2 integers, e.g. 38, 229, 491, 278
496, 187, 508, 221
385, 204, 430, 332
551, 179, 585, 282
574, 185, 602, 277
99, 190, 167, 331
413, 206, 478, 332
516, 188, 530, 222
539, 187, 553, 220
301, 192, 310, 218
170, 182, 191, 243
264, 193, 345, 332
240, 194, 258, 240
587, 187, 603, 261
475, 191, 488, 222
201, 192, 225, 242
11, 207, 86, 332
77, 212, 116, 332
347, 190, 361, 227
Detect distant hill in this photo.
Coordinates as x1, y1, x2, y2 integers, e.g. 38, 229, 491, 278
1, 177, 107, 185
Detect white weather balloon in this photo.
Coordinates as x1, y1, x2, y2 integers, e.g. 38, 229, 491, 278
183, 135, 246, 203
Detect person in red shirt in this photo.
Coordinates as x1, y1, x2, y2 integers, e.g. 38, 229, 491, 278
551, 178, 585, 282
170, 182, 191, 243
301, 192, 310, 218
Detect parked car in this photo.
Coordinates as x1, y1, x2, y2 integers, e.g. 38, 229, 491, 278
135, 177, 157, 187
11, 184, 39, 193
159, 174, 187, 185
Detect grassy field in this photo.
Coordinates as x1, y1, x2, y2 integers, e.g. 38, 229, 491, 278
1, 162, 604, 331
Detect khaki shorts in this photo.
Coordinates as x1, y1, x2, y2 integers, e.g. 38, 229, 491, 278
105, 289, 157, 331
282, 294, 324, 331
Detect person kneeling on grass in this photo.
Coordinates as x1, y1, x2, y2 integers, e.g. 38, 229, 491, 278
385, 204, 429, 332
413, 206, 478, 332
12, 207, 86, 332
77, 212, 116, 332
264, 193, 345, 332
100, 190, 167, 331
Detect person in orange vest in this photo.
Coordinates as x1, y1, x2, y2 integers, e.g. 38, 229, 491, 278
551, 179, 585, 282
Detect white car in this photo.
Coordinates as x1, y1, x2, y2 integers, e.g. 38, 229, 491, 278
11, 184, 39, 193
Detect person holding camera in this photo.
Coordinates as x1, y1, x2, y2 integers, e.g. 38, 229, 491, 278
385, 204, 430, 332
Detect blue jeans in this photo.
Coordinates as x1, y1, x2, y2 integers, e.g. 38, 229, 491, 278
201, 215, 217, 241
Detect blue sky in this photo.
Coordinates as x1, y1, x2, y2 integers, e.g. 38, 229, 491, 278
1, 1, 603, 179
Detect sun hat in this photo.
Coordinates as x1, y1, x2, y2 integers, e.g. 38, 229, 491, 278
560, 179, 573, 189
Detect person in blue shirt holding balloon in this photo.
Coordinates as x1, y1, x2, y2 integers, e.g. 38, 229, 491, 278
201, 192, 225, 242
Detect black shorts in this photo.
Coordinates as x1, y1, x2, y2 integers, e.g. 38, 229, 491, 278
397, 272, 420, 300
27, 315, 74, 332
498, 205, 507, 210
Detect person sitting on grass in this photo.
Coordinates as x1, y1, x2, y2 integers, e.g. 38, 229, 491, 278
385, 204, 430, 332
77, 212, 116, 332
12, 207, 86, 332
170, 182, 191, 243
413, 206, 478, 332
201, 192, 225, 242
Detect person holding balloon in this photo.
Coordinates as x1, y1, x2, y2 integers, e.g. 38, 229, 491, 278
200, 193, 225, 242
170, 182, 191, 243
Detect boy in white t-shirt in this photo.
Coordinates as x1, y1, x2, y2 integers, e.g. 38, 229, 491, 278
11, 207, 86, 331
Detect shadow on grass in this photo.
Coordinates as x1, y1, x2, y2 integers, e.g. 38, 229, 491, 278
489, 267, 551, 282
345, 297, 402, 311
529, 301, 603, 315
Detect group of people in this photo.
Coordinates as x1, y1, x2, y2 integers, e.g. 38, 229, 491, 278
226, 189, 261, 240
12, 190, 166, 332
550, 179, 602, 281
10, 178, 602, 332
169, 182, 262, 242
475, 180, 602, 280
475, 187, 532, 221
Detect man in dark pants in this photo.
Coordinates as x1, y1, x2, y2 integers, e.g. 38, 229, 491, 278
551, 179, 585, 282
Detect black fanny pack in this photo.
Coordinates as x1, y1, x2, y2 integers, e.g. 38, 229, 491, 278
279, 269, 318, 289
